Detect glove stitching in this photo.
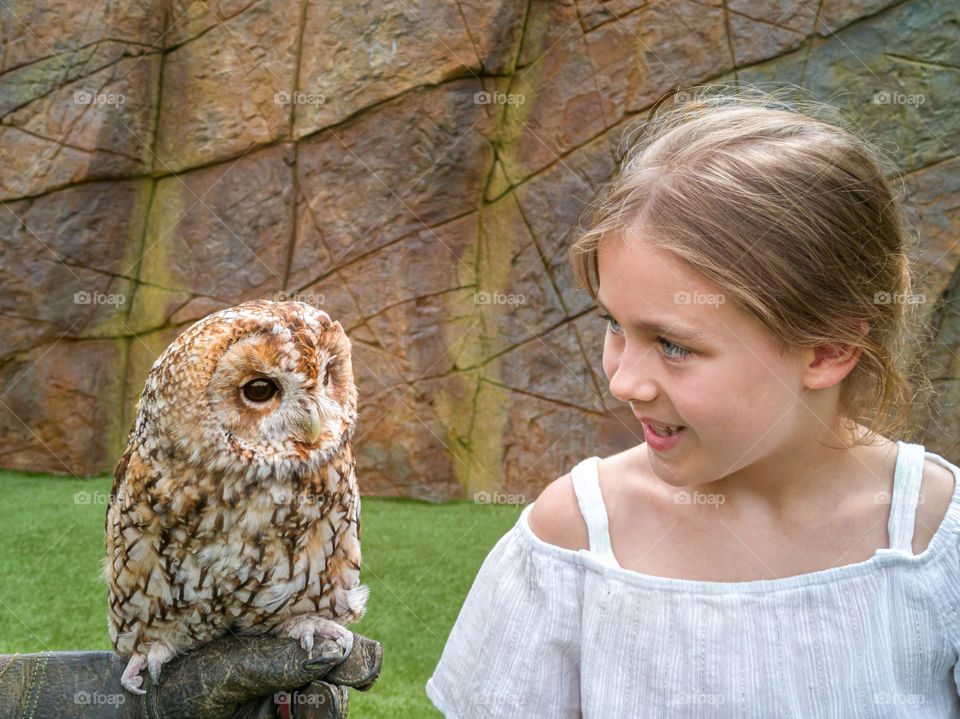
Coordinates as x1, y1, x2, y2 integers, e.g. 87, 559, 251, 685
145, 683, 161, 719
19, 654, 39, 719
22, 651, 49, 719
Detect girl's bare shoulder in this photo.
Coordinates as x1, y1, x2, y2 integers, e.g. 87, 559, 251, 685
527, 470, 588, 551
527, 445, 646, 551
915, 456, 956, 554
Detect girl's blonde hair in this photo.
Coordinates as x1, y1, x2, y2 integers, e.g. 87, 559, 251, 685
570, 85, 934, 449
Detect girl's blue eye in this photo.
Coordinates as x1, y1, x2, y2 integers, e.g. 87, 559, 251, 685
658, 338, 692, 361
598, 312, 622, 334
599, 312, 693, 361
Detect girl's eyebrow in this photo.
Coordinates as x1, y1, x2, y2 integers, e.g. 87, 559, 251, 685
595, 297, 710, 343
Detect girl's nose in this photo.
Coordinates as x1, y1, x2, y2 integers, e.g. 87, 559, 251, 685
608, 348, 659, 404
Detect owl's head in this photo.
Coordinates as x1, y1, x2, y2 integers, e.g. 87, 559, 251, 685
133, 300, 358, 481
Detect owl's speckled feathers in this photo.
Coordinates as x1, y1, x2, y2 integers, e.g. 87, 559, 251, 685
104, 300, 367, 694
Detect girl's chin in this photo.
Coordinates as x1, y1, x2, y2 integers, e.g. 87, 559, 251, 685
645, 453, 686, 483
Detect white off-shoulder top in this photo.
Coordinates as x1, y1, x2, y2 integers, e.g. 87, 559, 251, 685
426, 441, 960, 717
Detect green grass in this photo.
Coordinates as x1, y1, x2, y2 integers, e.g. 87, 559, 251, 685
0, 470, 525, 717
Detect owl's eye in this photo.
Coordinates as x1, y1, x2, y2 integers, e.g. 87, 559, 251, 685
241, 378, 280, 403
322, 364, 331, 386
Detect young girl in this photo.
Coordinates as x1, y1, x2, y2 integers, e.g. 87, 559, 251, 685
425, 88, 960, 717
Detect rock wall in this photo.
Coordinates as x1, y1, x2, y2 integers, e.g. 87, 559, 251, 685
1, 0, 958, 498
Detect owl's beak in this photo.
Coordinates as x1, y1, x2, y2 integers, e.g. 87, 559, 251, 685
297, 404, 322, 444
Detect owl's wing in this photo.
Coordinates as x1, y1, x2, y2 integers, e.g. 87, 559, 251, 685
104, 444, 147, 600
105, 444, 133, 534
104, 445, 168, 656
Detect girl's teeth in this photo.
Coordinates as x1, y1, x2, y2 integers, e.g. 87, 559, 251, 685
650, 423, 680, 436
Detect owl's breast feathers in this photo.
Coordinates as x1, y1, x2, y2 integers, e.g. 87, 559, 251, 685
104, 440, 362, 658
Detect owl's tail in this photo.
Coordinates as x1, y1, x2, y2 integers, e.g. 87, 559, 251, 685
345, 584, 370, 622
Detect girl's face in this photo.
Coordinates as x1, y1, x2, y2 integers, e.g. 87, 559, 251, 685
597, 233, 843, 490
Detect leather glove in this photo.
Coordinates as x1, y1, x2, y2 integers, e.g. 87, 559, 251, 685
0, 631, 381, 719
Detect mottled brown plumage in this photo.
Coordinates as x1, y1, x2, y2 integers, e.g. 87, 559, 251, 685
104, 300, 366, 694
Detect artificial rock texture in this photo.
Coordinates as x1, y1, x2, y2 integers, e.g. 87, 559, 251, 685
1, 0, 958, 498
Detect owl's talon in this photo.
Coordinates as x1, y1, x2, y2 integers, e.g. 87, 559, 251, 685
147, 643, 175, 682
120, 656, 147, 695
122, 678, 146, 695
280, 615, 351, 664
338, 628, 354, 659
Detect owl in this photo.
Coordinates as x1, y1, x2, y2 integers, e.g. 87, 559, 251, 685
104, 299, 367, 695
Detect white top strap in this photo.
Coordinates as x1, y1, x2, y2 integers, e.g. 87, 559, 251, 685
887, 441, 926, 554
569, 456, 620, 567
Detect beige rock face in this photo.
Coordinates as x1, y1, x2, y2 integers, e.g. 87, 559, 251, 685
1, 0, 957, 491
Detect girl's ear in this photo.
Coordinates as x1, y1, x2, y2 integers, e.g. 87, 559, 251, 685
802, 320, 868, 390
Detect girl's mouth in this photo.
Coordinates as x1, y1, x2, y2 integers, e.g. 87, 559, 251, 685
648, 423, 682, 437
639, 419, 686, 450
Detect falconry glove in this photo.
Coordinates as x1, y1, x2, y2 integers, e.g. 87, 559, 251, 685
0, 632, 381, 719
